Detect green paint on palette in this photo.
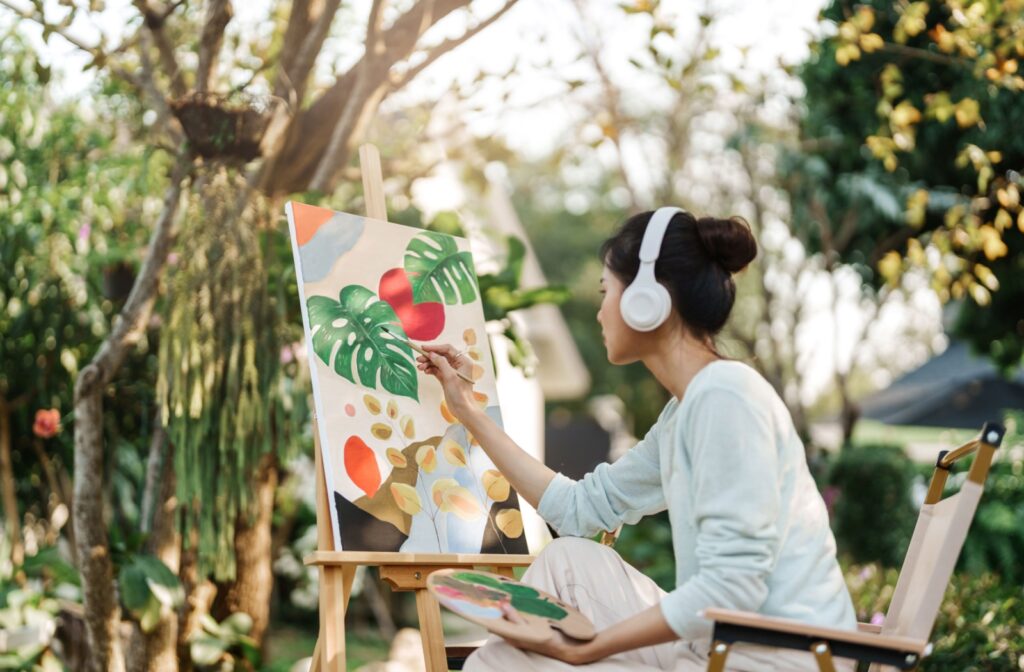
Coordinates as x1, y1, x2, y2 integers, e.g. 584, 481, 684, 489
451, 571, 568, 621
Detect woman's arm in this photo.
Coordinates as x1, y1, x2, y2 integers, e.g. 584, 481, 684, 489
417, 344, 556, 509
419, 343, 667, 536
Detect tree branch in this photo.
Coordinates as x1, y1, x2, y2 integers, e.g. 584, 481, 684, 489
389, 0, 519, 91
195, 0, 233, 94
879, 42, 968, 68
133, 0, 187, 97
73, 153, 191, 671
265, 0, 475, 194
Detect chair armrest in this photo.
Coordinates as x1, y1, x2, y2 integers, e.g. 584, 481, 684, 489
858, 622, 883, 634
701, 608, 928, 670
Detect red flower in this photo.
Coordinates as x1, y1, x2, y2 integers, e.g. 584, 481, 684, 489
33, 409, 61, 439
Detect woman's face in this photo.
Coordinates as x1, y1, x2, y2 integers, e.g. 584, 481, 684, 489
597, 266, 642, 365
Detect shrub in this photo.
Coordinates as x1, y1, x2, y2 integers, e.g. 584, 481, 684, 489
828, 443, 918, 567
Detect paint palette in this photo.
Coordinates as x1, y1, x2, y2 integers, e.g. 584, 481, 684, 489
427, 569, 596, 644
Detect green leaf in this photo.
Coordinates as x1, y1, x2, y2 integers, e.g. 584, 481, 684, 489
190, 635, 228, 665
221, 611, 253, 635
118, 564, 150, 613
307, 287, 418, 401
404, 231, 478, 305
139, 598, 162, 633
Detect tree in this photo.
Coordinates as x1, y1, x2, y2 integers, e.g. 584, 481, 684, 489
796, 0, 1024, 372
1, 0, 521, 668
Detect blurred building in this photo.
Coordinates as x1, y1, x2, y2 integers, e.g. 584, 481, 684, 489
859, 339, 1024, 429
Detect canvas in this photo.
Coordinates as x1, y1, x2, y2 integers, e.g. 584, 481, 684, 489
286, 201, 529, 555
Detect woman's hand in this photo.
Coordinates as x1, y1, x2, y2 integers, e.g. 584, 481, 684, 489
498, 604, 599, 666
416, 343, 480, 424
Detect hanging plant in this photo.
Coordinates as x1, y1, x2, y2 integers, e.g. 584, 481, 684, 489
157, 168, 306, 580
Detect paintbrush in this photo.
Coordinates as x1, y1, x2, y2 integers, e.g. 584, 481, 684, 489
380, 325, 475, 385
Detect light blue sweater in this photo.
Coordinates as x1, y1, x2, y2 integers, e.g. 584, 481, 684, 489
536, 360, 856, 640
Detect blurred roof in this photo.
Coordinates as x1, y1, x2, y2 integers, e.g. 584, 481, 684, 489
859, 340, 1024, 429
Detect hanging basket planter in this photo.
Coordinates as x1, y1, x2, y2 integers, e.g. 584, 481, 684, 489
170, 92, 281, 162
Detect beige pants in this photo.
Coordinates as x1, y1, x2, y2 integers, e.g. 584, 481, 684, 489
464, 538, 851, 671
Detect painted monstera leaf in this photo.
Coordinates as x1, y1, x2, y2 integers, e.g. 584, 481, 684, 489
404, 231, 478, 305
307, 286, 418, 400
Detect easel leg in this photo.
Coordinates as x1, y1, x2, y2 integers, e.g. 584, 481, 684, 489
415, 588, 449, 672
317, 565, 357, 672
493, 566, 515, 579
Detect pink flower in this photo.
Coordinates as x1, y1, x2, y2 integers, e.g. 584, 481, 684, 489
33, 409, 61, 439
870, 612, 885, 626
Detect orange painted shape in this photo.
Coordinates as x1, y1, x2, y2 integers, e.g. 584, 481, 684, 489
292, 202, 336, 246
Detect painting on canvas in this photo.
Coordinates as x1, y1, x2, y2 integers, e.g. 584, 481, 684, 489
286, 201, 529, 555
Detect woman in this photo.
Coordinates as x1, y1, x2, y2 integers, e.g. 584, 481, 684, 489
417, 208, 856, 671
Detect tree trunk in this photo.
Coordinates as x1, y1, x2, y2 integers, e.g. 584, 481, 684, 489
0, 398, 23, 567
73, 374, 126, 672
127, 428, 180, 672
212, 452, 278, 646
72, 156, 190, 672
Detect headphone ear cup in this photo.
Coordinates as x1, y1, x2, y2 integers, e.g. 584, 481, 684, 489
621, 281, 672, 332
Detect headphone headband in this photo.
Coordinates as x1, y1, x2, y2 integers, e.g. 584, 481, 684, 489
638, 207, 685, 263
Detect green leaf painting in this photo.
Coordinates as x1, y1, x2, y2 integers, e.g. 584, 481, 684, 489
307, 286, 419, 401
405, 231, 478, 305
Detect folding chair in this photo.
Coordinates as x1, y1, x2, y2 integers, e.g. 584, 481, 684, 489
702, 421, 1006, 671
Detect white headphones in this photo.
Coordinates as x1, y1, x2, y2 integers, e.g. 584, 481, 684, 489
619, 207, 685, 332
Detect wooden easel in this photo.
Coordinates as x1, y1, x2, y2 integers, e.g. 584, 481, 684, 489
305, 144, 535, 672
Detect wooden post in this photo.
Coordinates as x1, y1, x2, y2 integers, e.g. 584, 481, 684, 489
303, 144, 536, 672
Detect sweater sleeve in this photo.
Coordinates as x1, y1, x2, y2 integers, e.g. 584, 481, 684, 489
659, 386, 780, 640
535, 406, 670, 538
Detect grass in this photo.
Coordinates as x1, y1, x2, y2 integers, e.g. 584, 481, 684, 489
262, 625, 390, 671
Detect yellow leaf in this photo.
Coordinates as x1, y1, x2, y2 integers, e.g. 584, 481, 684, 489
371, 423, 392, 440
390, 483, 422, 516
431, 478, 459, 508
994, 208, 1013, 231
1018, 209, 1024, 233
954, 98, 981, 128
996, 185, 1019, 209
386, 399, 399, 420
401, 415, 415, 439
363, 395, 381, 415
979, 225, 1008, 260
482, 470, 510, 502
878, 251, 902, 284
386, 448, 407, 468
891, 100, 921, 127
859, 33, 884, 53
442, 487, 483, 521
463, 329, 477, 346
852, 5, 874, 32
496, 509, 524, 539
441, 440, 468, 468
416, 445, 437, 473
440, 400, 456, 424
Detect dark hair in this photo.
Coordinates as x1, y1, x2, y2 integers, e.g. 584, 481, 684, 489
599, 210, 757, 339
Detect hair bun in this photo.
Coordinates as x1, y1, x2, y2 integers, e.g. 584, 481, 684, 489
694, 216, 757, 274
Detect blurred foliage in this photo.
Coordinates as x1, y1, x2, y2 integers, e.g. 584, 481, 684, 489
0, 30, 168, 549
847, 562, 1024, 671
797, 0, 1024, 371
189, 612, 260, 670
0, 545, 79, 669
827, 443, 919, 567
